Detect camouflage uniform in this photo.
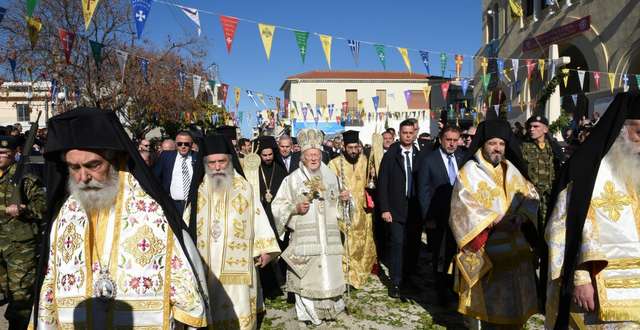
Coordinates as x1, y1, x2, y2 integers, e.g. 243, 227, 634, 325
0, 163, 46, 328
521, 139, 556, 230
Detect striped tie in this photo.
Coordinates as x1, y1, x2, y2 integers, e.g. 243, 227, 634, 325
181, 156, 190, 201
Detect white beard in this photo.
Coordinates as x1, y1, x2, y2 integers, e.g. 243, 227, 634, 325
68, 166, 119, 212
206, 165, 234, 194
606, 132, 640, 192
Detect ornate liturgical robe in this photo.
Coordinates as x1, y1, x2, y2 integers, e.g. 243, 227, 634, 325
186, 173, 280, 330
546, 153, 640, 328
328, 154, 377, 289
31, 171, 208, 329
449, 150, 539, 326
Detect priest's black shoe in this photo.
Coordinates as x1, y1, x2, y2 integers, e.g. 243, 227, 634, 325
388, 285, 401, 298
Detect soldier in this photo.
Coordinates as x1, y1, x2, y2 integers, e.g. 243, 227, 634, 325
0, 135, 46, 329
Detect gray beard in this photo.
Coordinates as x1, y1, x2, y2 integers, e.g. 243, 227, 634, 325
607, 133, 640, 192
68, 166, 119, 212
206, 165, 234, 193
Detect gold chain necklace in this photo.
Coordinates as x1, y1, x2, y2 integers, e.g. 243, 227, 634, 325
259, 164, 276, 202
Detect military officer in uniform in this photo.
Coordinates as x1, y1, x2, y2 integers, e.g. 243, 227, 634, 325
0, 135, 46, 329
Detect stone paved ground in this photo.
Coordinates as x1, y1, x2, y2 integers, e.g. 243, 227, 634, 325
0, 305, 7, 328
261, 244, 546, 330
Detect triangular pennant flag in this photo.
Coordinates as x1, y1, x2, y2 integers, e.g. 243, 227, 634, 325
115, 49, 128, 82
461, 78, 469, 96
220, 15, 239, 53
398, 47, 411, 73
0, 7, 6, 24
494, 104, 500, 117
422, 85, 431, 108
562, 68, 570, 87
571, 94, 578, 107
526, 59, 535, 81
177, 5, 201, 36
419, 51, 430, 74
636, 75, 640, 90
208, 80, 216, 93
131, 0, 153, 39
440, 53, 447, 77
139, 58, 149, 83
58, 28, 76, 65
480, 57, 488, 76
507, 103, 512, 113
318, 34, 332, 68
8, 56, 17, 81
374, 44, 386, 70
89, 40, 103, 69
482, 73, 491, 92
454, 55, 463, 79
497, 59, 504, 80
593, 72, 601, 89
294, 30, 309, 63
328, 104, 334, 119
178, 70, 186, 91
623, 74, 629, 92
26, 0, 39, 17
347, 40, 360, 66
26, 16, 42, 49
302, 106, 308, 121
192, 74, 201, 98
82, 0, 100, 30
511, 58, 519, 81
577, 70, 586, 90
372, 96, 379, 112
258, 23, 275, 61
440, 82, 450, 101
218, 83, 229, 104
538, 59, 545, 81
235, 87, 241, 110
608, 72, 615, 94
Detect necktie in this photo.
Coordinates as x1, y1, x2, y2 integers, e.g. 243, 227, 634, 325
447, 154, 457, 185
181, 156, 191, 201
404, 151, 412, 197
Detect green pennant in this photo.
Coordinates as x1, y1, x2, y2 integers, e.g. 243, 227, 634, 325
89, 40, 103, 69
374, 44, 386, 70
26, 0, 39, 17
482, 73, 491, 92
293, 30, 309, 63
208, 79, 216, 91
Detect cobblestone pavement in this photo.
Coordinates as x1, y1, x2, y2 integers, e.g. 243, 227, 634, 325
261, 245, 545, 329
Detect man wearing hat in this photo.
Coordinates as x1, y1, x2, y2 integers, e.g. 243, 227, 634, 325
30, 108, 208, 329
0, 135, 46, 329
216, 125, 239, 147
328, 130, 377, 290
272, 128, 348, 325
184, 134, 280, 330
449, 120, 540, 328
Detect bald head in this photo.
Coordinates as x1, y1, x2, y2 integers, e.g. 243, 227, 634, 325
161, 139, 176, 152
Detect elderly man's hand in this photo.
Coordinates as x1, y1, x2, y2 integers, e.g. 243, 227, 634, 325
6, 204, 25, 218
296, 202, 310, 215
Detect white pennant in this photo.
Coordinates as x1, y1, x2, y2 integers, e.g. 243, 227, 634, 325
493, 104, 500, 116
571, 94, 578, 107
177, 5, 201, 36
192, 75, 202, 98
115, 49, 128, 82
511, 58, 519, 81
577, 70, 586, 90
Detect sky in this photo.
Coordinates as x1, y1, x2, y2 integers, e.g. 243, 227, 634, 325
143, 0, 483, 136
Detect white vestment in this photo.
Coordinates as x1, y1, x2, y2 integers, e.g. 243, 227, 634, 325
271, 163, 346, 325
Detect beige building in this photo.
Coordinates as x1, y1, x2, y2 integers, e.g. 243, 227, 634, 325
476, 0, 640, 122
0, 81, 52, 130
280, 71, 452, 143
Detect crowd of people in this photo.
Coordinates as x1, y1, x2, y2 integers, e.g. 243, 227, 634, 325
0, 92, 639, 329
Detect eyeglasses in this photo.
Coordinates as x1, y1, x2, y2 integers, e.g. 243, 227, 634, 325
463, 134, 475, 139
176, 142, 192, 147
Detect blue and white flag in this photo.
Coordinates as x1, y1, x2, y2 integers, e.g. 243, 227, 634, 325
347, 40, 360, 66
497, 59, 504, 80
461, 78, 469, 96
139, 58, 149, 83
178, 70, 186, 90
246, 90, 260, 108
8, 56, 16, 81
50, 79, 58, 103
177, 5, 201, 36
131, 0, 153, 39
372, 95, 380, 112
419, 51, 430, 74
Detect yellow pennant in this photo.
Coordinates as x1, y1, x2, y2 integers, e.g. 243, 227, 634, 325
397, 47, 412, 73
608, 72, 616, 94
561, 68, 570, 87
82, 0, 100, 30
26, 16, 42, 49
234, 87, 241, 107
480, 57, 488, 76
538, 59, 545, 81
422, 85, 431, 109
319, 34, 332, 68
258, 23, 275, 61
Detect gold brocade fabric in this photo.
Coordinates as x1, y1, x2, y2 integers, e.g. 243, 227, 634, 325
328, 155, 377, 289
545, 154, 640, 328
450, 150, 540, 325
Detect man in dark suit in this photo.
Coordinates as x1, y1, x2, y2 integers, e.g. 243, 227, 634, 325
277, 135, 300, 174
153, 130, 197, 215
417, 126, 463, 305
377, 119, 424, 298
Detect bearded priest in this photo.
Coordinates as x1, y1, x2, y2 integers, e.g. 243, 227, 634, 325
449, 120, 540, 329
184, 134, 280, 330
546, 92, 640, 329
271, 128, 348, 326
30, 108, 208, 329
